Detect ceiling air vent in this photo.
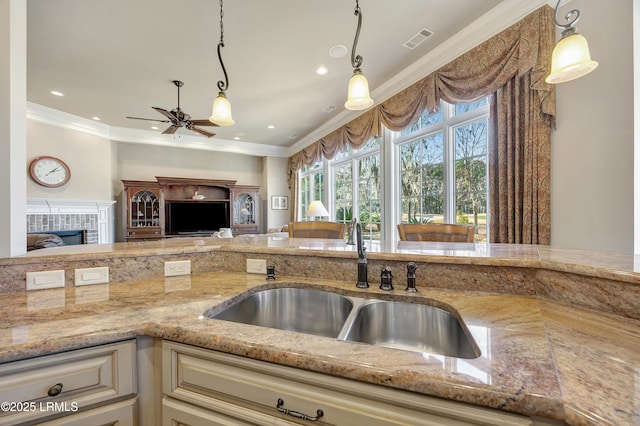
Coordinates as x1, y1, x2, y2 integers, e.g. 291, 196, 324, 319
322, 105, 336, 113
403, 28, 433, 50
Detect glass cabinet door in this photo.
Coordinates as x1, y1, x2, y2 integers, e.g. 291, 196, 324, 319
130, 190, 160, 227
233, 193, 254, 225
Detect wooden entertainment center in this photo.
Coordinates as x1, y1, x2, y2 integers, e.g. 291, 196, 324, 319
122, 177, 260, 241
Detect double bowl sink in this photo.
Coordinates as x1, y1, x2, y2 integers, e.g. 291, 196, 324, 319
204, 287, 480, 359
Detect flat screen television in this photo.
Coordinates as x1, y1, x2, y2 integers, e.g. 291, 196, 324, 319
167, 201, 229, 234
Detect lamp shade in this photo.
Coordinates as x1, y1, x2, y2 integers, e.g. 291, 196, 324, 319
545, 33, 598, 84
345, 70, 374, 110
209, 92, 235, 126
305, 200, 330, 218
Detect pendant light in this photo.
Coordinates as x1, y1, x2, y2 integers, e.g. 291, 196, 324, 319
209, 0, 235, 126
545, 0, 598, 84
345, 0, 374, 111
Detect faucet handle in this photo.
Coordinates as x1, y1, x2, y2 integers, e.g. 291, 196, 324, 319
405, 262, 417, 292
380, 267, 393, 291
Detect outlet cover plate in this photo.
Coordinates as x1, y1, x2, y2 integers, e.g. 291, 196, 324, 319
165, 260, 191, 277
246, 259, 267, 274
75, 266, 109, 286
26, 270, 65, 291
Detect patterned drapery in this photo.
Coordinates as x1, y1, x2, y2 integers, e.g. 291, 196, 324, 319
288, 6, 555, 243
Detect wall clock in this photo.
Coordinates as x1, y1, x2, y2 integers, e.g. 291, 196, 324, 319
29, 156, 71, 188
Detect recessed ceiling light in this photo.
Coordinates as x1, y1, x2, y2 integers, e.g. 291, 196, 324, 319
233, 136, 240, 140
329, 45, 348, 59
49, 90, 65, 97
92, 116, 101, 121
316, 66, 329, 75
267, 125, 275, 129
151, 126, 159, 130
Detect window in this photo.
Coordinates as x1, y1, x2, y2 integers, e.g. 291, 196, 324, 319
330, 138, 381, 241
296, 98, 489, 241
298, 162, 324, 220
397, 98, 489, 240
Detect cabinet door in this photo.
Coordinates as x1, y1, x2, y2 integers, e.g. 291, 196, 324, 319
128, 188, 161, 228
0, 340, 136, 425
231, 187, 260, 235
162, 397, 297, 426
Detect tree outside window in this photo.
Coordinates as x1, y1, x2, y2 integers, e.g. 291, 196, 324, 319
331, 138, 381, 241
397, 98, 489, 241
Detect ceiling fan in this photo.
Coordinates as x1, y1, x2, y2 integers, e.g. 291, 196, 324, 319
126, 80, 218, 138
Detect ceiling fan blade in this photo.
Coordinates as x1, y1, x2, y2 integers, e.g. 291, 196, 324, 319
161, 125, 179, 135
126, 116, 171, 123
189, 126, 216, 138
152, 107, 178, 123
189, 119, 219, 127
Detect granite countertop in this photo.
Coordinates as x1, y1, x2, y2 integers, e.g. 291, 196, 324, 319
14, 236, 640, 285
0, 271, 638, 426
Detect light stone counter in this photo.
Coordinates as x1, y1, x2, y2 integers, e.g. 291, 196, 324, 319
0, 236, 639, 425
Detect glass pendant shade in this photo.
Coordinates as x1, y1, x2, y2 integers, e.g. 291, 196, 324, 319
345, 70, 374, 111
545, 33, 598, 84
209, 91, 235, 126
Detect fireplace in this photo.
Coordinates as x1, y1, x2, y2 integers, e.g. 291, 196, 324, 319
28, 229, 87, 246
27, 199, 116, 244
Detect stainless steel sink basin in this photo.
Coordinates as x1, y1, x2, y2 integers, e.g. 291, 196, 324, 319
206, 287, 479, 359
339, 301, 480, 359
207, 288, 353, 338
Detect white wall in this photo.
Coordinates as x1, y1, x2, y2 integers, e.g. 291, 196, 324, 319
262, 156, 291, 230
551, 0, 634, 253
115, 143, 263, 189
27, 120, 114, 200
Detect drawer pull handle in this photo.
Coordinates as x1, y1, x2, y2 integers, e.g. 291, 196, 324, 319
276, 398, 324, 421
47, 383, 63, 397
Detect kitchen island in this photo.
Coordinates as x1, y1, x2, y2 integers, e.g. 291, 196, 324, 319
0, 236, 638, 425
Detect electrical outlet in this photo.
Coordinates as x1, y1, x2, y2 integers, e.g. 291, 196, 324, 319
246, 259, 267, 274
74, 266, 109, 286
164, 260, 191, 277
26, 270, 65, 291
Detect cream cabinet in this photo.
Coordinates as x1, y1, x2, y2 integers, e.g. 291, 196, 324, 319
0, 340, 137, 425
162, 340, 558, 426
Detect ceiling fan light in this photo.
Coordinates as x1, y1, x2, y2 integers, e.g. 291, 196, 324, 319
209, 91, 235, 126
545, 33, 598, 84
345, 70, 373, 110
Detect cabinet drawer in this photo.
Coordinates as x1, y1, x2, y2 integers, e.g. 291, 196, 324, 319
128, 229, 161, 237
163, 341, 536, 426
163, 397, 297, 426
38, 398, 136, 426
0, 340, 136, 425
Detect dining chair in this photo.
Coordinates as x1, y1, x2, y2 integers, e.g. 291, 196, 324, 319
397, 223, 474, 242
288, 221, 346, 239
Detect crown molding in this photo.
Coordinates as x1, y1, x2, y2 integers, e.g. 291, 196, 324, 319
26, 102, 110, 137
286, 0, 552, 157
108, 126, 289, 157
26, 102, 289, 158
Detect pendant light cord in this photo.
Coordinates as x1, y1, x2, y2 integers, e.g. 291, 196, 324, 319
552, 0, 580, 36
350, 0, 363, 71
217, 0, 229, 92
